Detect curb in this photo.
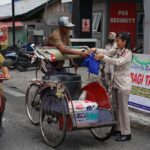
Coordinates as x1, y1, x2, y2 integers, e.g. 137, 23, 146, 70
129, 108, 150, 131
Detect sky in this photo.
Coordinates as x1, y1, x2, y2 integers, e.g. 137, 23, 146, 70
0, 0, 11, 5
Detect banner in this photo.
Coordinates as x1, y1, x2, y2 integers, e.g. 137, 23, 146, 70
129, 54, 150, 113
0, 27, 8, 45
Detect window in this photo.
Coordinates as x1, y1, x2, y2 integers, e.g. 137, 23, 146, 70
137, 13, 144, 35
137, 13, 144, 46
27, 25, 35, 29
92, 13, 102, 32
137, 1, 143, 11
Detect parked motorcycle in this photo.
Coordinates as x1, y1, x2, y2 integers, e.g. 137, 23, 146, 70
132, 45, 143, 54
16, 44, 39, 72
1, 45, 18, 70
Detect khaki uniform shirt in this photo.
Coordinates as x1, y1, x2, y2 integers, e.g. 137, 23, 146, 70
97, 48, 132, 91
47, 29, 71, 68
105, 42, 117, 74
47, 29, 71, 47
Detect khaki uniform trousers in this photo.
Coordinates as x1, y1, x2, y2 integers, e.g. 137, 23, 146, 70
112, 88, 131, 135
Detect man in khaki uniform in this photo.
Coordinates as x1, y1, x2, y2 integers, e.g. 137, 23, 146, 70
92, 32, 132, 142
0, 54, 11, 92
46, 16, 88, 73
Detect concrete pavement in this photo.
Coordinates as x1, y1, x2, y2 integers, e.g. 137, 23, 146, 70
0, 69, 149, 149
0, 90, 150, 150
4, 69, 150, 129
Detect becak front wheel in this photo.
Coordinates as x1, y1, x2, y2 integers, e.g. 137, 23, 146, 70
40, 94, 67, 148
25, 83, 40, 125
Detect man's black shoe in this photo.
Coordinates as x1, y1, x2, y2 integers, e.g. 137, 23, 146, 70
111, 130, 121, 136
0, 126, 5, 137
115, 134, 131, 142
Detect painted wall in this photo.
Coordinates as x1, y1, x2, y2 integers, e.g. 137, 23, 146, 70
144, 0, 150, 54
8, 27, 27, 46
42, 1, 71, 25
41, 1, 71, 36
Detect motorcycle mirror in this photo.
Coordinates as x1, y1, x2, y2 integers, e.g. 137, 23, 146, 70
30, 44, 35, 50
31, 44, 35, 49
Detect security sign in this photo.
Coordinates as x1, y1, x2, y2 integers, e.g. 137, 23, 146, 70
82, 19, 90, 32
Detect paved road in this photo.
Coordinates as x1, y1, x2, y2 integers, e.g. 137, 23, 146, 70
0, 70, 150, 150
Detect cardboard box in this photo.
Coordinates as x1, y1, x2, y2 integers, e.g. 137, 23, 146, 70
71, 109, 99, 127
68, 100, 99, 127
68, 100, 98, 113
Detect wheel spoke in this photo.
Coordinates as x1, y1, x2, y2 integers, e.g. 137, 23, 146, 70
40, 95, 67, 147
90, 125, 114, 141
25, 83, 40, 125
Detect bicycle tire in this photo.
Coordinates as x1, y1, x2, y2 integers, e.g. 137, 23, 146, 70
40, 94, 67, 148
25, 83, 40, 125
90, 125, 114, 141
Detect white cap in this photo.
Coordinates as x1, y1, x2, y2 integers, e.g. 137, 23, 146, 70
58, 16, 75, 28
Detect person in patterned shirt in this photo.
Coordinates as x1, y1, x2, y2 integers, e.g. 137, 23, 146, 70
0, 54, 11, 137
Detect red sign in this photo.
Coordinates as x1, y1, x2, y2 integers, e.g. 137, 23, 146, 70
109, 2, 136, 48
82, 19, 90, 32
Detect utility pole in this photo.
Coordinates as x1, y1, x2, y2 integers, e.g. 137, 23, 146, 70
12, 0, 16, 48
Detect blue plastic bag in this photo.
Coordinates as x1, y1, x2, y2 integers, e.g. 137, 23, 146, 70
81, 53, 101, 75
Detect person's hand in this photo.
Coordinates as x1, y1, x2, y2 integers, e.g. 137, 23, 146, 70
80, 50, 89, 58
95, 53, 104, 60
4, 74, 12, 80
90, 48, 97, 53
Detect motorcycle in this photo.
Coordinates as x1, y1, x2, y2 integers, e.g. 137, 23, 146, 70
132, 45, 143, 54
1, 40, 23, 70
1, 46, 18, 70
1, 42, 39, 71
16, 44, 39, 72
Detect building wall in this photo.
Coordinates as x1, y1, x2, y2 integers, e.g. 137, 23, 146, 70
42, 0, 107, 48
8, 27, 27, 46
42, 0, 71, 35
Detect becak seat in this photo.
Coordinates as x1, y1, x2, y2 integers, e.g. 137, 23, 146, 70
82, 82, 111, 109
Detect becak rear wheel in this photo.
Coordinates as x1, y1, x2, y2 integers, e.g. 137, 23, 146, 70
90, 125, 114, 141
